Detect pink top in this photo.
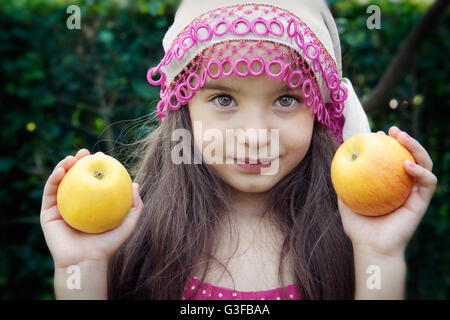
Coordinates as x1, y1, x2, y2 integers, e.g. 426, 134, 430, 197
181, 276, 301, 300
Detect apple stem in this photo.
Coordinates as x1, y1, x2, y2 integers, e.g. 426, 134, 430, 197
351, 151, 359, 161
94, 171, 103, 179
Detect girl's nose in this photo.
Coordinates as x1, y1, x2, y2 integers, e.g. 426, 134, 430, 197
238, 106, 272, 147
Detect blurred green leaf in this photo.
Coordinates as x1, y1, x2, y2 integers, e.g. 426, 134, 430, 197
0, 158, 14, 172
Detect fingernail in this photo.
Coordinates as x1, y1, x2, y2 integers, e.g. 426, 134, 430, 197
407, 160, 415, 168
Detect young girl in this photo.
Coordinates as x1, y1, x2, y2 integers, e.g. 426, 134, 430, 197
40, 0, 437, 300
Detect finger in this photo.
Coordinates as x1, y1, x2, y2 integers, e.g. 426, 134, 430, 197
42, 150, 90, 212
53, 155, 74, 173
53, 149, 90, 172
41, 165, 67, 212
393, 129, 433, 171
376, 130, 386, 135
44, 155, 77, 205
388, 126, 401, 138
132, 183, 144, 209
75, 148, 90, 160
404, 160, 438, 203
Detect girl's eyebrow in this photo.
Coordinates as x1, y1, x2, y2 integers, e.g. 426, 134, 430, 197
201, 82, 296, 94
201, 83, 241, 93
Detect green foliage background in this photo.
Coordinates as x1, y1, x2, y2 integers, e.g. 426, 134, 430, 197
0, 0, 448, 299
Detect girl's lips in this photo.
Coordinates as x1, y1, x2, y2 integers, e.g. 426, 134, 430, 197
234, 158, 273, 164
233, 158, 274, 172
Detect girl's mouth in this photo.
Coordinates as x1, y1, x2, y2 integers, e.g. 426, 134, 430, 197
233, 158, 273, 172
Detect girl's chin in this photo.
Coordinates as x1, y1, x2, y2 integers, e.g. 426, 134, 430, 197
223, 174, 280, 194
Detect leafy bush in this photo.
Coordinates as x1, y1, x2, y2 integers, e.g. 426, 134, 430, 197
0, 0, 448, 299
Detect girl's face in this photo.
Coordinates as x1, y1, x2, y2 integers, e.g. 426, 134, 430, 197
188, 72, 315, 193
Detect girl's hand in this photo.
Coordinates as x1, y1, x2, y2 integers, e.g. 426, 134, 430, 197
338, 126, 438, 257
40, 149, 144, 269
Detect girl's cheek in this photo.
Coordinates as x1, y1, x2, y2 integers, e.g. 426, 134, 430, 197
278, 120, 314, 158
285, 136, 311, 161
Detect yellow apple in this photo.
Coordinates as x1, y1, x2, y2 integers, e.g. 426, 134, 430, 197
331, 132, 415, 216
57, 153, 133, 233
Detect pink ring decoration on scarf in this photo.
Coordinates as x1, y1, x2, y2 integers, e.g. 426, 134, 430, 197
147, 67, 165, 86
162, 48, 174, 66
174, 46, 185, 60
234, 57, 249, 77
335, 101, 345, 113
168, 91, 181, 110
221, 57, 234, 77
304, 43, 319, 60
331, 86, 348, 103
213, 19, 231, 37
302, 79, 313, 99
287, 18, 297, 37
179, 34, 195, 51
281, 63, 291, 82
329, 102, 343, 117
312, 58, 321, 73
305, 90, 315, 107
265, 60, 283, 78
231, 17, 251, 36
192, 23, 213, 42
171, 91, 183, 110
160, 81, 169, 96
329, 121, 337, 134
177, 82, 194, 101
268, 18, 284, 36
200, 66, 208, 86
156, 99, 166, 114
288, 70, 303, 89
294, 30, 305, 49
207, 59, 222, 79
250, 17, 269, 36
312, 95, 320, 114
248, 57, 265, 76
326, 72, 339, 91
187, 72, 200, 91
323, 106, 331, 127
295, 22, 306, 47
316, 100, 324, 122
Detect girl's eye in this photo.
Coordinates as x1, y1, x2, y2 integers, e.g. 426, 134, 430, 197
211, 94, 236, 109
275, 95, 300, 109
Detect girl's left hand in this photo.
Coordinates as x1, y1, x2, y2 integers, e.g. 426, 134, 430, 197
338, 126, 438, 257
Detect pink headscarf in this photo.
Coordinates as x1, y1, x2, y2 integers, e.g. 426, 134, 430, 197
146, 0, 371, 143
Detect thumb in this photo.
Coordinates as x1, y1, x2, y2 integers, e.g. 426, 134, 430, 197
116, 183, 144, 237
132, 183, 144, 210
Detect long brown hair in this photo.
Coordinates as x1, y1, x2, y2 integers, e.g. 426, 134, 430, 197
108, 104, 355, 299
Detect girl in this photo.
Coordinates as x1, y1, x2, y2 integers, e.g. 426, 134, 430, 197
40, 0, 437, 300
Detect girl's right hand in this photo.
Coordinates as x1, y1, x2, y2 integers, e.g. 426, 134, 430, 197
40, 149, 144, 270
